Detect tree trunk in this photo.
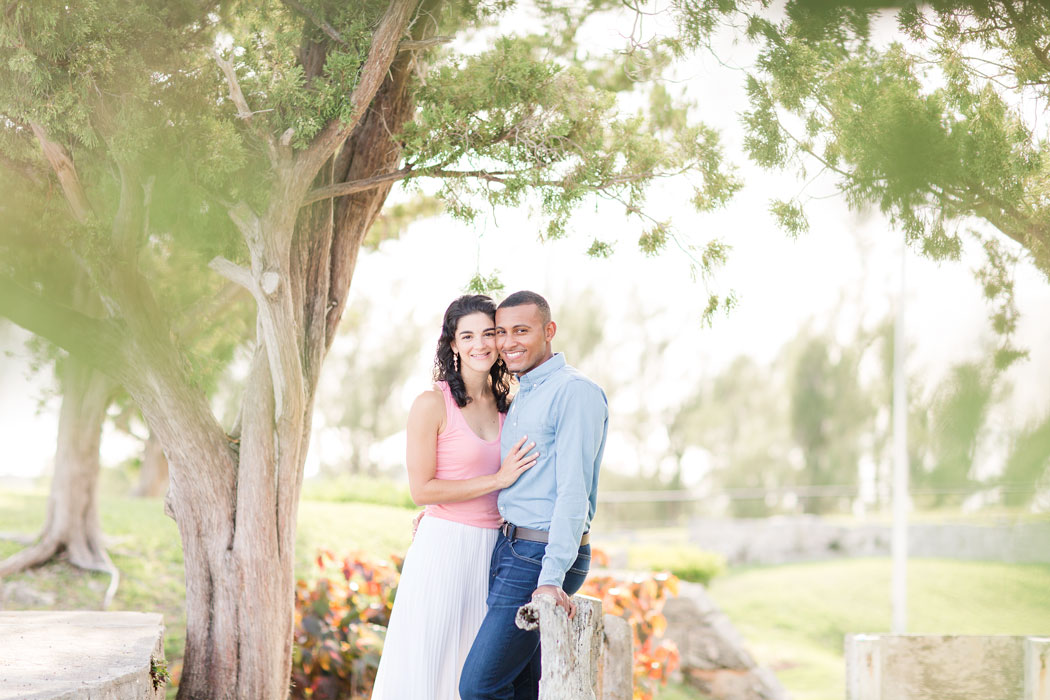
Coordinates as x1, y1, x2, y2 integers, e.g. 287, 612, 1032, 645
133, 431, 169, 498
0, 356, 118, 607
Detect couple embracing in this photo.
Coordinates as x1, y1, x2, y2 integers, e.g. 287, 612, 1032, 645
371, 291, 609, 700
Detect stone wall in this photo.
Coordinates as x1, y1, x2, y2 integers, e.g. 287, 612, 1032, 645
689, 516, 1050, 566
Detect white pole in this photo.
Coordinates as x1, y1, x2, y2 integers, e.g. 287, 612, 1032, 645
891, 230, 909, 634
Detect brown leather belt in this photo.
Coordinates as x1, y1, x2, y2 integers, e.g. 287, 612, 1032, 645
500, 521, 590, 546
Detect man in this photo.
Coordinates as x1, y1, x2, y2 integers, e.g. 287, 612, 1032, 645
459, 290, 609, 700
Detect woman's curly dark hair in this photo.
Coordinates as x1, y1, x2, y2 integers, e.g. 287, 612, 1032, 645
434, 294, 511, 413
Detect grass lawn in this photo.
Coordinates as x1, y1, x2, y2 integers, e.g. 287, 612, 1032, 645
707, 558, 1050, 700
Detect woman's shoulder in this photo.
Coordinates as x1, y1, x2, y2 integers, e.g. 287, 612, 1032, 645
412, 385, 445, 410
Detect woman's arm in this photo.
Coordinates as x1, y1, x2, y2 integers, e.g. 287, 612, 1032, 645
406, 390, 538, 506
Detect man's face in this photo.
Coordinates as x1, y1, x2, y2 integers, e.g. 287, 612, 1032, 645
495, 304, 554, 375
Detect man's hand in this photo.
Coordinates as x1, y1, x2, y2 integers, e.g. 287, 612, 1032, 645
532, 584, 576, 620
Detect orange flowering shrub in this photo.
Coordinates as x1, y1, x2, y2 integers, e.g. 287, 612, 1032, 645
581, 556, 681, 700
290, 549, 402, 699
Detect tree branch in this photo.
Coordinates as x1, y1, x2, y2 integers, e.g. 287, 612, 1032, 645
211, 49, 254, 121
208, 256, 257, 297
281, 0, 347, 46
398, 35, 452, 51
212, 49, 278, 163
0, 276, 126, 377
29, 122, 93, 223
300, 166, 412, 206
297, 0, 420, 181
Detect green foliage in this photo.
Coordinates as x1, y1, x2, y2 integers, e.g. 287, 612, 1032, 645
586, 239, 615, 258
224, 1, 385, 147
149, 657, 171, 691
1001, 412, 1050, 507
725, 0, 1050, 345
787, 331, 874, 513
465, 271, 505, 295
769, 199, 810, 237
628, 544, 727, 584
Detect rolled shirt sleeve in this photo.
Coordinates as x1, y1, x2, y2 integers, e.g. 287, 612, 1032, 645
538, 380, 609, 588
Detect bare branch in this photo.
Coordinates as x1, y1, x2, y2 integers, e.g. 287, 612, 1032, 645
0, 275, 126, 378
211, 49, 254, 121
212, 50, 279, 163
29, 122, 93, 223
398, 35, 453, 51
281, 0, 347, 46
208, 256, 257, 296
301, 166, 412, 206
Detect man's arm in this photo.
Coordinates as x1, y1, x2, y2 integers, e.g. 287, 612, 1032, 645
537, 380, 608, 590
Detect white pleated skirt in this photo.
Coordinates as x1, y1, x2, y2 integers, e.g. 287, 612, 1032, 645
371, 515, 498, 700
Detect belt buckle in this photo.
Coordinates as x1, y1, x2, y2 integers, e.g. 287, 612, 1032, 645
503, 522, 517, 540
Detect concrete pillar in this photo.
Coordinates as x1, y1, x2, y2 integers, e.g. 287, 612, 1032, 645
846, 634, 1050, 699
845, 634, 881, 700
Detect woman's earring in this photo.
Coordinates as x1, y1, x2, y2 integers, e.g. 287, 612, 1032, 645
453, 353, 459, 372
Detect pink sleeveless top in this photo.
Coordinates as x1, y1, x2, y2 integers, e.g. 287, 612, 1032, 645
424, 381, 505, 529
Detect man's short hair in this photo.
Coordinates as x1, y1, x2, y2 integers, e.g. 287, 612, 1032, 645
498, 290, 551, 324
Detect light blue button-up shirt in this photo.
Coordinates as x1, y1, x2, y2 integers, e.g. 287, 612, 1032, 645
497, 353, 609, 588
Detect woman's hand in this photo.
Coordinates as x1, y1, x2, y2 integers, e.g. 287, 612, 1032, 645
494, 435, 538, 489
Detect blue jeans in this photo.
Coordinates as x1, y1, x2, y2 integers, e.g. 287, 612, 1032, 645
459, 532, 591, 700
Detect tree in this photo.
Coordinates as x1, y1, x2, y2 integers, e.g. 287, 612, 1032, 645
785, 327, 877, 513
694, 0, 1050, 365
0, 1, 737, 696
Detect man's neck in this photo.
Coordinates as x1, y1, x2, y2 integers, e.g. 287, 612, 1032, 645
519, 350, 556, 377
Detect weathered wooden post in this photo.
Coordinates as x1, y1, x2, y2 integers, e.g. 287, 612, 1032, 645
516, 594, 633, 700
600, 613, 633, 700
516, 594, 603, 700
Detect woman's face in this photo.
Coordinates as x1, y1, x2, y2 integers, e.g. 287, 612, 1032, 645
451, 311, 498, 374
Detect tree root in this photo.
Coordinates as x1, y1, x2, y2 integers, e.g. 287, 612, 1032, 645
0, 536, 120, 609
0, 538, 60, 578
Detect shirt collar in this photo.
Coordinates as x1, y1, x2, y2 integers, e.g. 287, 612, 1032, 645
517, 352, 565, 388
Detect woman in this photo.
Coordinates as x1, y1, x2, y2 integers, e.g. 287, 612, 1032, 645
371, 294, 538, 700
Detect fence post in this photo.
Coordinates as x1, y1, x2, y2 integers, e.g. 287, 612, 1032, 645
516, 594, 612, 700
600, 613, 632, 700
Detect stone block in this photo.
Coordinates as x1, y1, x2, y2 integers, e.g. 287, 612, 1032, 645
845, 634, 1050, 700
0, 611, 166, 700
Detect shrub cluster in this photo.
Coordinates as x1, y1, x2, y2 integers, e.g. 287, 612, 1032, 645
290, 549, 402, 699
627, 544, 726, 584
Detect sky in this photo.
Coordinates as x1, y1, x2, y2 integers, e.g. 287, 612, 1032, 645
1, 3, 1049, 488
